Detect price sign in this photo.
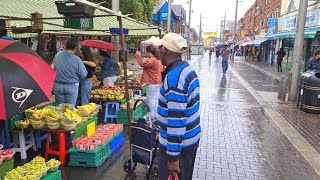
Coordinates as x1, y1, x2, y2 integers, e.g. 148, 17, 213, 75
87, 122, 95, 137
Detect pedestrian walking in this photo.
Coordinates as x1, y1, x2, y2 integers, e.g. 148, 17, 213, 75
307, 49, 320, 71
209, 47, 213, 61
221, 45, 230, 74
78, 46, 96, 105
215, 47, 220, 59
51, 39, 88, 107
135, 45, 162, 120
276, 48, 286, 72
157, 33, 201, 180
99, 50, 117, 86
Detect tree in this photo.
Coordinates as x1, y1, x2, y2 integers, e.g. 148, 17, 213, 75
88, 0, 159, 23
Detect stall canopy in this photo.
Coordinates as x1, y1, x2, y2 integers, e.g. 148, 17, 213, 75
267, 27, 320, 39
0, 0, 164, 38
246, 37, 268, 46
240, 41, 251, 46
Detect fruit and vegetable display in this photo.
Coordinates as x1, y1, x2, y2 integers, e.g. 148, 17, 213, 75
119, 98, 146, 110
16, 103, 100, 131
116, 77, 145, 88
3, 156, 60, 180
72, 124, 123, 151
0, 149, 15, 162
90, 86, 132, 102
117, 69, 134, 81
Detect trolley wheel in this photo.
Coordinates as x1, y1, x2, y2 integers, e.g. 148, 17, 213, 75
123, 159, 137, 174
146, 166, 158, 180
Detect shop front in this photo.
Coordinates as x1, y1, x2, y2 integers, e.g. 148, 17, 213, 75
273, 28, 320, 71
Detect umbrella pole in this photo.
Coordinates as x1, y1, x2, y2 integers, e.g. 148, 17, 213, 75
117, 16, 132, 144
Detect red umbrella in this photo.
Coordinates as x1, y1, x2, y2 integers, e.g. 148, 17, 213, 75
0, 39, 56, 120
80, 40, 117, 51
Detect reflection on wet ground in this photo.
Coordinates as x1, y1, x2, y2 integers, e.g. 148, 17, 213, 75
15, 55, 320, 180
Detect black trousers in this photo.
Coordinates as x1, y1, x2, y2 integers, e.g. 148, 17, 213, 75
159, 145, 198, 180
277, 60, 282, 72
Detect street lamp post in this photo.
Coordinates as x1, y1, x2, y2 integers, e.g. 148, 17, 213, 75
198, 13, 203, 55
167, 0, 172, 32
187, 0, 192, 60
231, 0, 239, 61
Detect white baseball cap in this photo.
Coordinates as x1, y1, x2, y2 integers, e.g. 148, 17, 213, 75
158, 33, 187, 53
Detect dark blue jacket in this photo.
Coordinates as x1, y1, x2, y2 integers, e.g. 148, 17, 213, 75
100, 58, 116, 78
307, 58, 320, 71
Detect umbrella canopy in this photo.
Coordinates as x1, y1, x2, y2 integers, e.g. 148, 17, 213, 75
0, 39, 56, 120
141, 36, 162, 45
80, 40, 117, 51
216, 42, 230, 48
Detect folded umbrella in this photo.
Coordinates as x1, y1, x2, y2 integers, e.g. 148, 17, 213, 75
80, 40, 117, 51
0, 39, 56, 120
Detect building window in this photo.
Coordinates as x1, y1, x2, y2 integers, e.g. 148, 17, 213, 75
275, 10, 279, 18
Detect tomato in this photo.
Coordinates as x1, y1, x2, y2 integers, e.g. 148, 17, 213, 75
2, 150, 12, 155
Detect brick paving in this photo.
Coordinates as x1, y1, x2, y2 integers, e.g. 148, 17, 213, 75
233, 57, 320, 155
59, 54, 320, 180
236, 57, 290, 80
192, 55, 319, 180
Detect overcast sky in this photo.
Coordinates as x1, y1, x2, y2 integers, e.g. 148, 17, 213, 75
173, 0, 256, 33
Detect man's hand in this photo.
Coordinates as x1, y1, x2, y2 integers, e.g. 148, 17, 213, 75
156, 131, 159, 141
167, 160, 180, 177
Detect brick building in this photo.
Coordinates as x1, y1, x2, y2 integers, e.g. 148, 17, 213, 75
238, 0, 281, 41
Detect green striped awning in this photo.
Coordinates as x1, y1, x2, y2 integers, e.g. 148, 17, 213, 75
269, 27, 320, 39
1, 0, 163, 38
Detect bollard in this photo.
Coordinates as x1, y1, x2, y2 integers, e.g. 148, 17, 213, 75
278, 77, 285, 99
281, 77, 289, 101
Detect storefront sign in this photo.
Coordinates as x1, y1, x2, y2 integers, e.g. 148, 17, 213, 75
63, 18, 93, 30
305, 9, 318, 27
268, 18, 278, 25
87, 122, 95, 137
282, 8, 319, 31
268, 26, 277, 35
161, 12, 168, 20
282, 16, 297, 31
203, 32, 218, 37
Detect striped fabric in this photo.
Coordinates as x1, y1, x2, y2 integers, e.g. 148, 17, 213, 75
157, 60, 201, 160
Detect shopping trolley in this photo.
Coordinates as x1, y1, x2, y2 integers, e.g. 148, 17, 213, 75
123, 99, 159, 179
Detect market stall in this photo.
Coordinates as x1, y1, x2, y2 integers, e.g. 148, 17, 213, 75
0, 0, 164, 178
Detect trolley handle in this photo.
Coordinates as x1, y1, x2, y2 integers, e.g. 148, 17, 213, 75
133, 99, 150, 112
133, 99, 152, 127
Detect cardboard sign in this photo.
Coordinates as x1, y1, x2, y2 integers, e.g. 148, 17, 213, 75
87, 122, 95, 137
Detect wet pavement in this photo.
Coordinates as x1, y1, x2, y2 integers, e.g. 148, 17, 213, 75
237, 58, 290, 80
14, 54, 320, 180
233, 58, 320, 156
192, 55, 319, 180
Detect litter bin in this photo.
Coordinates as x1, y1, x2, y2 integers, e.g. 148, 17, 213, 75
298, 70, 320, 114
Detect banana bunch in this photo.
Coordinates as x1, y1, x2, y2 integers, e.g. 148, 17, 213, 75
77, 103, 97, 116
33, 108, 52, 119
16, 118, 31, 128
48, 111, 59, 119
65, 109, 82, 120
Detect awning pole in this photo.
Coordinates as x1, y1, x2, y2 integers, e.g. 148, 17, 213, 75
158, 28, 162, 39
117, 16, 131, 144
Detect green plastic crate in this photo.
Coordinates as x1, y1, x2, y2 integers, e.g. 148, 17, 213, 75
141, 85, 147, 96
41, 170, 61, 180
9, 113, 25, 129
0, 159, 14, 179
73, 117, 98, 140
37, 102, 56, 110
69, 143, 111, 167
117, 110, 144, 124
